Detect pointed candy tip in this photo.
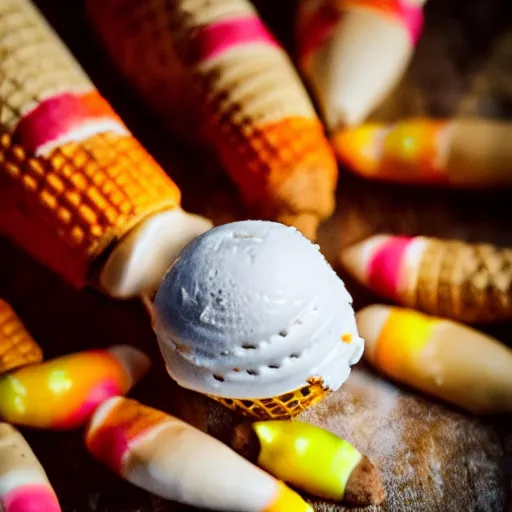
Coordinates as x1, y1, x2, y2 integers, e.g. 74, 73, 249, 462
345, 455, 386, 506
340, 235, 393, 284
355, 305, 393, 363
107, 345, 151, 387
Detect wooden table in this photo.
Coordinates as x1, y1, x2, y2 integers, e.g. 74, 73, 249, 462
1, 0, 511, 510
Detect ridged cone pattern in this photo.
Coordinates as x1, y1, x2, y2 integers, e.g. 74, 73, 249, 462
0, 132, 181, 288
0, 300, 43, 374
209, 379, 329, 419
94, 0, 337, 237
411, 239, 512, 323
0, 0, 92, 130
0, 0, 182, 288
86, 0, 204, 143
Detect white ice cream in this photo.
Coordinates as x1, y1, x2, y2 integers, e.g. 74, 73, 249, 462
151, 220, 363, 399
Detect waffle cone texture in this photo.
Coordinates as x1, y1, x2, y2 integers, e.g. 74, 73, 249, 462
209, 379, 329, 420
410, 239, 512, 323
87, 0, 338, 239
0, 300, 43, 374
0, 0, 181, 288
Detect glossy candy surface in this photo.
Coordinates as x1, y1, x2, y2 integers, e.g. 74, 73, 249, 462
250, 420, 362, 500
0, 345, 149, 429
357, 305, 512, 414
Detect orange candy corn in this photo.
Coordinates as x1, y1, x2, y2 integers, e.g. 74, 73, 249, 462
0, 345, 150, 430
333, 118, 512, 188
357, 305, 512, 414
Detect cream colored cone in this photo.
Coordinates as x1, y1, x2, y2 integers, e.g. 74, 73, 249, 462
0, 300, 42, 374
341, 235, 512, 323
413, 238, 512, 323
146, 0, 338, 239
0, 0, 92, 129
209, 378, 329, 420
296, 0, 425, 129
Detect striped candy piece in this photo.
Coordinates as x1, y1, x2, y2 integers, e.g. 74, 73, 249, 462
0, 0, 182, 288
342, 235, 512, 323
0, 423, 61, 512
295, 0, 425, 129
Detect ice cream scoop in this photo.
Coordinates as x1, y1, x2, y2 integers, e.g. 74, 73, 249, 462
149, 220, 363, 419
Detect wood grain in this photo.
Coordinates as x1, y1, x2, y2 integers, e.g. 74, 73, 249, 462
0, 0, 510, 510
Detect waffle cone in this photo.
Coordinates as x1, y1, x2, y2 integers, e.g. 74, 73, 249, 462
86, 0, 204, 144
0, 0, 92, 130
0, 131, 181, 288
0, 300, 43, 374
152, 0, 338, 237
208, 378, 329, 420
409, 238, 512, 323
0, 0, 182, 288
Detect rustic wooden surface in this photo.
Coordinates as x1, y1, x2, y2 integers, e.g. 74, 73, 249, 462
1, 0, 512, 510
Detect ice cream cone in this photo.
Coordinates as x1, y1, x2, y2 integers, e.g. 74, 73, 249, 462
88, 0, 338, 240
296, 0, 427, 130
341, 234, 512, 323
86, 0, 204, 144
0, 423, 61, 511
208, 377, 329, 420
0, 0, 211, 295
0, 300, 43, 375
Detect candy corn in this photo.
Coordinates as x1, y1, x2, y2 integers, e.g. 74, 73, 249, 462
85, 396, 313, 512
356, 305, 512, 414
87, 0, 338, 241
332, 118, 512, 187
0, 345, 150, 430
296, 0, 427, 130
232, 420, 385, 505
0, 422, 61, 512
341, 234, 512, 323
0, 300, 43, 375
0, 0, 211, 298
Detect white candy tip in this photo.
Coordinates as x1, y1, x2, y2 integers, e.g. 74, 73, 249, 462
355, 305, 393, 363
100, 208, 213, 299
340, 235, 391, 283
107, 345, 151, 387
